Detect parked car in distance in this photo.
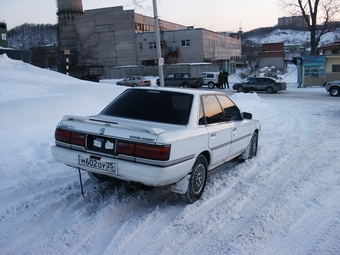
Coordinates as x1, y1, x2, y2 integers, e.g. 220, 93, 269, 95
199, 72, 219, 89
156, 73, 204, 88
116, 76, 151, 87
51, 87, 261, 204
233, 77, 287, 93
325, 80, 340, 97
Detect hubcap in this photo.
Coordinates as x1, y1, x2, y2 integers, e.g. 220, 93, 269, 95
192, 164, 205, 194
331, 89, 339, 96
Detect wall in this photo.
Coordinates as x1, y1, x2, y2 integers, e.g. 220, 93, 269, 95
104, 63, 217, 79
135, 28, 242, 67
76, 7, 136, 67
258, 42, 285, 69
325, 56, 340, 81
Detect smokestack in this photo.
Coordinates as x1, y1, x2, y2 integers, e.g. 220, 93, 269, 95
57, 0, 84, 51
57, 0, 83, 15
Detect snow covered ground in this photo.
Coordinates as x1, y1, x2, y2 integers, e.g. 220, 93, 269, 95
1, 54, 340, 255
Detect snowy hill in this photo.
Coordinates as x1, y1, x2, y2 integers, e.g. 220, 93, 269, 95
243, 27, 340, 46
1, 54, 340, 254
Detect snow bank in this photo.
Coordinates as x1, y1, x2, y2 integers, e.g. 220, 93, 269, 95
1, 54, 340, 255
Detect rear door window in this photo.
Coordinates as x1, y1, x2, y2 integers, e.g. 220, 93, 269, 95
201, 95, 225, 124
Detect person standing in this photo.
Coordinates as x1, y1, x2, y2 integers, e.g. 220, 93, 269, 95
223, 70, 229, 89
218, 72, 224, 89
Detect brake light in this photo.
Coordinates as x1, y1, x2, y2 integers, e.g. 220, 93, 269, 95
135, 144, 170, 160
116, 140, 170, 161
55, 128, 86, 147
116, 141, 135, 155
70, 133, 86, 146
55, 128, 71, 143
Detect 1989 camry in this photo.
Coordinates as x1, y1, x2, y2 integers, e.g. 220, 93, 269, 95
51, 87, 261, 203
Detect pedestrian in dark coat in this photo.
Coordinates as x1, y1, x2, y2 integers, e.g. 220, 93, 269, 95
218, 72, 224, 89
223, 70, 229, 89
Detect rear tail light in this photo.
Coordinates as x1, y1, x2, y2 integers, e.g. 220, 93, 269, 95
55, 128, 71, 143
55, 128, 86, 147
116, 141, 135, 155
70, 133, 86, 146
55, 128, 170, 161
135, 144, 170, 161
117, 141, 170, 161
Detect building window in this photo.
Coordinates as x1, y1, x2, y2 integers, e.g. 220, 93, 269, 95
149, 42, 156, 50
181, 40, 190, 47
304, 65, 325, 77
139, 43, 143, 50
332, 65, 340, 72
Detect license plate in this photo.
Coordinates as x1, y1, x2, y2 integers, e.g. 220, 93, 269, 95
78, 155, 117, 174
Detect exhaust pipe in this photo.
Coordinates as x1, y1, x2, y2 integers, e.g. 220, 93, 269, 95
127, 183, 141, 193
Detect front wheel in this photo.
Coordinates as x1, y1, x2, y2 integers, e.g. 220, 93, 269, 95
329, 87, 340, 97
179, 155, 208, 204
208, 82, 215, 89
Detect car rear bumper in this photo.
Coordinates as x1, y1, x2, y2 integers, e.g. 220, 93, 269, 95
51, 145, 194, 187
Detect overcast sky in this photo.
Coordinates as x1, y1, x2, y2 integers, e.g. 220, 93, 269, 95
0, 0, 283, 32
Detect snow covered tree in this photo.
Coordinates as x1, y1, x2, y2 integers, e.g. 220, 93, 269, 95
277, 0, 340, 54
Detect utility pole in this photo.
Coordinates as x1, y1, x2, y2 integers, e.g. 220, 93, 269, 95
152, 0, 164, 86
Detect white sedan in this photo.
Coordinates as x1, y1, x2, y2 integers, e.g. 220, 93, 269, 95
51, 87, 261, 203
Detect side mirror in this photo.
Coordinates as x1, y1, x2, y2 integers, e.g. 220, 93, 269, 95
242, 112, 252, 120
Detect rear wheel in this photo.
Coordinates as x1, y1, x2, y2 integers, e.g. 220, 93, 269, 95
208, 82, 215, 89
248, 132, 258, 159
237, 86, 245, 93
182, 82, 190, 88
329, 86, 340, 97
179, 155, 208, 204
266, 87, 274, 93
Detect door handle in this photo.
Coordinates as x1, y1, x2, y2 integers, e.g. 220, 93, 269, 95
233, 128, 237, 132
211, 133, 216, 137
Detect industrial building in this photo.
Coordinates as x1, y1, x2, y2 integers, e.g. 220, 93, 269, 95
277, 15, 309, 28
56, 0, 242, 78
0, 21, 9, 48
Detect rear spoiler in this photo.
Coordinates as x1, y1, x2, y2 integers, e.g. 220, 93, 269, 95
62, 115, 166, 135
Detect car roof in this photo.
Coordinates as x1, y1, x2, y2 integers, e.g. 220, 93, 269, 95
126, 86, 227, 97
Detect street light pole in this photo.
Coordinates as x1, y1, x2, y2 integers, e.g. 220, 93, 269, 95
152, 0, 164, 86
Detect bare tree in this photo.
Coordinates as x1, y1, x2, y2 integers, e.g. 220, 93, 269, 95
277, 0, 340, 54
76, 29, 99, 66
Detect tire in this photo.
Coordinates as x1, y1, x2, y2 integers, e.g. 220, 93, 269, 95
179, 155, 208, 204
266, 87, 274, 94
329, 86, 340, 97
182, 82, 190, 88
237, 86, 245, 93
208, 82, 215, 89
248, 132, 258, 159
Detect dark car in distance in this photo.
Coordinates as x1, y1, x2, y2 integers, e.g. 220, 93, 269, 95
233, 77, 287, 93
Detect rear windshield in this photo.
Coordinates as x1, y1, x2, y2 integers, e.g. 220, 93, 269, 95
101, 89, 193, 125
